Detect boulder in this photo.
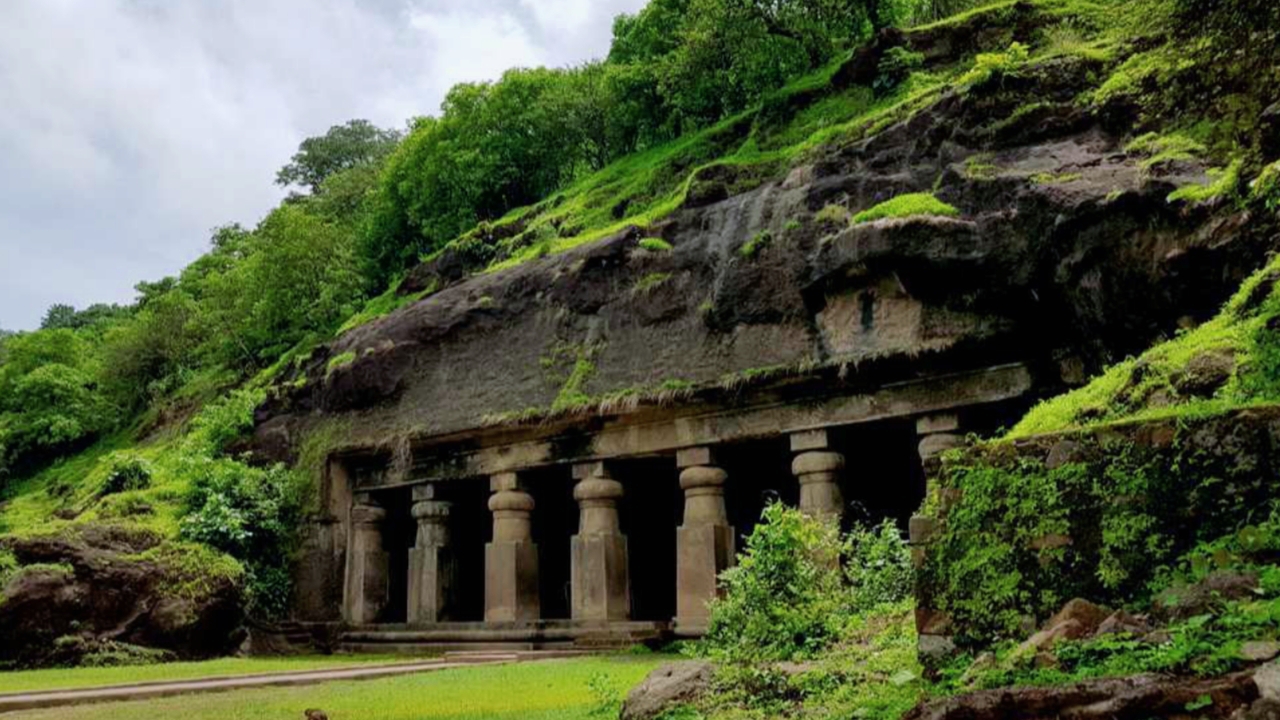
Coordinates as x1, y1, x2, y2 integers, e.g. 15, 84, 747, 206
1094, 610, 1152, 638
621, 661, 714, 720
1172, 349, 1236, 398
1243, 643, 1280, 664
0, 529, 244, 668
1153, 571, 1259, 622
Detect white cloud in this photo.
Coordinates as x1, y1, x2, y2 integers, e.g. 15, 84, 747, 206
0, 0, 646, 330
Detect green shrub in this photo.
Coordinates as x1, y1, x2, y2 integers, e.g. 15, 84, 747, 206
1252, 161, 1280, 212
706, 504, 849, 662
958, 42, 1029, 90
846, 520, 914, 610
853, 193, 959, 224
874, 47, 925, 96
186, 388, 266, 456
0, 549, 18, 591
179, 457, 301, 619
100, 453, 152, 496
705, 504, 913, 663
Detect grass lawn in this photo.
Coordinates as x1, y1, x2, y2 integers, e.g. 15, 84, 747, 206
0, 655, 410, 695
4, 656, 666, 720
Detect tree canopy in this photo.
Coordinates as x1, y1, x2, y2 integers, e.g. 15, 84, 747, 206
275, 119, 401, 194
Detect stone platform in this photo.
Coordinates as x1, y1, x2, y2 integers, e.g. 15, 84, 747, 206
339, 620, 671, 655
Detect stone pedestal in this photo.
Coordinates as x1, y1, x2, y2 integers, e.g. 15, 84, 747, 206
791, 430, 845, 518
675, 447, 734, 633
571, 462, 630, 622
407, 484, 456, 624
485, 473, 540, 623
343, 497, 389, 625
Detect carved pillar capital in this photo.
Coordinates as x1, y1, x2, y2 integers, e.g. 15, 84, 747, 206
679, 465, 728, 525
350, 503, 387, 528
572, 463, 623, 536
791, 441, 845, 518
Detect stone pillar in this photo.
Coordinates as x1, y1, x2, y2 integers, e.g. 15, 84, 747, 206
342, 494, 389, 625
916, 414, 964, 510
485, 472, 540, 623
571, 462, 630, 622
407, 483, 456, 624
916, 414, 963, 470
790, 429, 845, 518
913, 414, 962, 666
675, 447, 734, 634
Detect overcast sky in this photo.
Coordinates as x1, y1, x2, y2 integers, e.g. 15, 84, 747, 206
0, 0, 647, 331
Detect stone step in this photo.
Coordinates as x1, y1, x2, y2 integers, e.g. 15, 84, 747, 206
339, 641, 576, 655
443, 649, 597, 663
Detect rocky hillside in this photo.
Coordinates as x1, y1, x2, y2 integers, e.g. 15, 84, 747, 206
2, 0, 1278, 692
256, 0, 1278, 468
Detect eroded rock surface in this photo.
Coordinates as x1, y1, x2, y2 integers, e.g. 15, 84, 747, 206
256, 51, 1273, 462
0, 527, 243, 668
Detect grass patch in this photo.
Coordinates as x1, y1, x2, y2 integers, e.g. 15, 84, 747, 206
336, 278, 438, 335
815, 204, 852, 225
1009, 253, 1280, 438
325, 351, 357, 378
2, 656, 667, 720
852, 193, 959, 224
739, 230, 772, 259
0, 655, 411, 695
637, 237, 673, 252
1030, 171, 1083, 184
632, 272, 673, 296
1167, 158, 1243, 204
1127, 132, 1206, 170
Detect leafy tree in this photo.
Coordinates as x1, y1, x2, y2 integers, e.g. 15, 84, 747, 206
40, 303, 129, 332
0, 330, 111, 480
200, 205, 363, 365
40, 304, 78, 330
275, 119, 401, 194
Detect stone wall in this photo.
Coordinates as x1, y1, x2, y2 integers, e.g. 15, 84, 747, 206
911, 406, 1280, 661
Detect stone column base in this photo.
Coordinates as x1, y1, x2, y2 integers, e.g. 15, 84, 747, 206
344, 550, 389, 625
485, 541, 539, 622
408, 546, 456, 624
571, 534, 630, 621
675, 523, 733, 629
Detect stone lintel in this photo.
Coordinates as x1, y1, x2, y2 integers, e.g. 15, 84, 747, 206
676, 446, 717, 469
359, 363, 1031, 488
789, 428, 830, 452
916, 413, 960, 436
